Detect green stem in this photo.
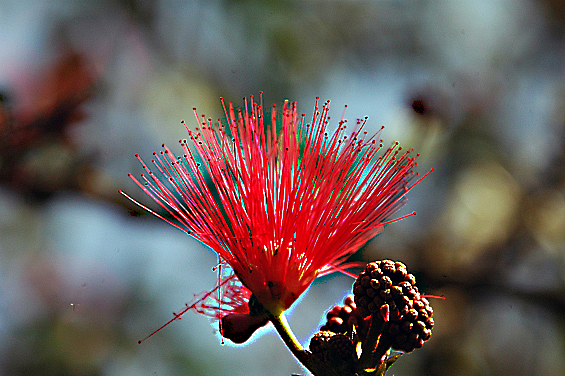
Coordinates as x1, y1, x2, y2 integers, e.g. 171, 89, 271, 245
269, 312, 315, 375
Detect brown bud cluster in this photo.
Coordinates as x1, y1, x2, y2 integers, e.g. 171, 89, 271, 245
387, 296, 433, 352
320, 295, 368, 339
353, 260, 434, 352
353, 260, 417, 319
309, 331, 357, 375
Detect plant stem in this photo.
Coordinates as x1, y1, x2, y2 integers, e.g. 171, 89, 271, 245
371, 333, 393, 366
269, 312, 316, 375
357, 314, 385, 370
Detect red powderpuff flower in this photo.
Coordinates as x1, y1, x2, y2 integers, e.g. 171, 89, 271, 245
121, 93, 429, 323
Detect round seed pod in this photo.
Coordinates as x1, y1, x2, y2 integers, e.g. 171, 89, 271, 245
353, 260, 435, 353
387, 296, 434, 352
309, 331, 357, 375
353, 260, 419, 320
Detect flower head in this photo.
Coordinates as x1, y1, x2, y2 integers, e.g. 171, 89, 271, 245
122, 93, 428, 319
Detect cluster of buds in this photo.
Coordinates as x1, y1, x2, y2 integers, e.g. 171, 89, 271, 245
309, 331, 358, 375
308, 260, 435, 375
320, 296, 368, 339
353, 260, 434, 353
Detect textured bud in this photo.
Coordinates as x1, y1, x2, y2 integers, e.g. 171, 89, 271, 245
309, 331, 357, 375
320, 296, 366, 336
353, 260, 419, 320
352, 260, 435, 353
387, 297, 434, 352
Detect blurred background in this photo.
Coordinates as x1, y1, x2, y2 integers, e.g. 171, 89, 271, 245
1, 0, 564, 375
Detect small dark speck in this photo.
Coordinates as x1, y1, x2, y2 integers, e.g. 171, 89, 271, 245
412, 99, 426, 115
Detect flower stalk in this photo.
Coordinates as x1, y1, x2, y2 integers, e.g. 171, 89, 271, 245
269, 313, 315, 374
358, 313, 386, 370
